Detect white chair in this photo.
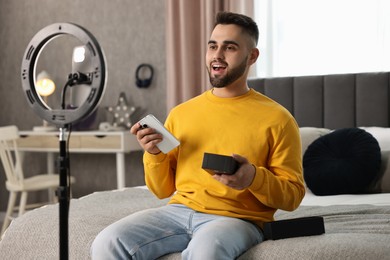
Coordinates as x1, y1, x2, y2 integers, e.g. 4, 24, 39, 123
0, 125, 75, 236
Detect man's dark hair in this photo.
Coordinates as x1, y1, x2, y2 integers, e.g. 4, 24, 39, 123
215, 12, 259, 46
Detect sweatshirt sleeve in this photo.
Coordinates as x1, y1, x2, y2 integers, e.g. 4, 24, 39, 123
248, 118, 305, 211
143, 113, 179, 199
143, 150, 177, 199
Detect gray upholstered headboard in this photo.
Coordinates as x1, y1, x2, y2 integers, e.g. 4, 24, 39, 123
248, 72, 390, 129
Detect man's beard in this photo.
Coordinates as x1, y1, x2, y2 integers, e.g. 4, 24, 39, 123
208, 56, 248, 88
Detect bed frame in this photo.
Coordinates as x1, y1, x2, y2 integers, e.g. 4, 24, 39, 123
248, 71, 390, 128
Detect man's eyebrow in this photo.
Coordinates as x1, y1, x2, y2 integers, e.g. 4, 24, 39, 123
223, 40, 239, 46
207, 40, 240, 46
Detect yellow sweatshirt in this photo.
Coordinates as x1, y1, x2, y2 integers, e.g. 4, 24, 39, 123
144, 89, 305, 227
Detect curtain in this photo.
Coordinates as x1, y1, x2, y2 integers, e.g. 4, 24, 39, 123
165, 0, 254, 112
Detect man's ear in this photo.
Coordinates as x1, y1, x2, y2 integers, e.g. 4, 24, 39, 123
248, 48, 260, 65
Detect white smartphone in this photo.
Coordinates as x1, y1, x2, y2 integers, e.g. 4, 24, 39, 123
138, 114, 180, 154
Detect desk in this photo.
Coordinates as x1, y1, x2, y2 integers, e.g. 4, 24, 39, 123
17, 130, 142, 189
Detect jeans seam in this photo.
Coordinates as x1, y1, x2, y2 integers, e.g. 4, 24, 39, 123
186, 210, 195, 237
129, 231, 189, 256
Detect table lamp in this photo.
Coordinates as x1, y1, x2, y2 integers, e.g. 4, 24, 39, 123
33, 70, 57, 131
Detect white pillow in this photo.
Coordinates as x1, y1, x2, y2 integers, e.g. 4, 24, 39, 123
359, 127, 390, 151
299, 127, 332, 156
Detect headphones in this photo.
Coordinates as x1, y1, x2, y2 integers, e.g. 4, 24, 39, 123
135, 63, 154, 88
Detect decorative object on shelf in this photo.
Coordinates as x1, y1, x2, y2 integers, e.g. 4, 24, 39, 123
71, 109, 97, 131
106, 92, 136, 129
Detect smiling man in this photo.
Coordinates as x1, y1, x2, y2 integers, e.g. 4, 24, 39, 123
207, 22, 257, 95
91, 12, 305, 260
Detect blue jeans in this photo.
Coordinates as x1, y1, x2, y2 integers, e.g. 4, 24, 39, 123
91, 204, 264, 260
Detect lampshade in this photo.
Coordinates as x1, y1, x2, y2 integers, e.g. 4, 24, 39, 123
33, 70, 56, 131
36, 71, 55, 97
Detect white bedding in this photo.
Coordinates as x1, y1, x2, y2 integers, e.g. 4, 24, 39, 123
301, 190, 390, 206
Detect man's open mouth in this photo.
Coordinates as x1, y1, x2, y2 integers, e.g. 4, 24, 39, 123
212, 63, 227, 72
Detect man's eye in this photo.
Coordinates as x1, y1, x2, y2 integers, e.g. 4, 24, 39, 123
209, 45, 217, 50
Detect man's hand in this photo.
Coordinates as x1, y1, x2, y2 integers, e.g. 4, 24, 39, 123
212, 154, 256, 190
130, 123, 162, 155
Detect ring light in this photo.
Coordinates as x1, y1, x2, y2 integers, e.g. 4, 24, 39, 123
20, 23, 107, 260
21, 22, 107, 128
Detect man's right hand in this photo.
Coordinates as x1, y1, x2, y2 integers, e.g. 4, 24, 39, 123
130, 123, 163, 155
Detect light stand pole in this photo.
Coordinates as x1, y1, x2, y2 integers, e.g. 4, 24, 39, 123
58, 127, 69, 260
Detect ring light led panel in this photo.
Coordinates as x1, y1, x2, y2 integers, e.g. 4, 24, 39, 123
21, 23, 107, 128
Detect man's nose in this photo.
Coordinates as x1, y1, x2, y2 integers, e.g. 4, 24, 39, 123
214, 48, 225, 60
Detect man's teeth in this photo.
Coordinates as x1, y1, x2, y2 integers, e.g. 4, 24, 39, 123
213, 65, 225, 70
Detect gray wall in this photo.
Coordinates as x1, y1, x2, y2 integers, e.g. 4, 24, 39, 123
0, 0, 167, 210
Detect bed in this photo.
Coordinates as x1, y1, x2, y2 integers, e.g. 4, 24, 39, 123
1, 71, 390, 259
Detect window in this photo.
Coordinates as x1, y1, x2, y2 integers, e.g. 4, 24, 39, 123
254, 0, 390, 77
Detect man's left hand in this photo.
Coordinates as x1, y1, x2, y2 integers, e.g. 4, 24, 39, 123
212, 154, 256, 190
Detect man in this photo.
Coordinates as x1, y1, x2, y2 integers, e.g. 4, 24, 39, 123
92, 11, 305, 259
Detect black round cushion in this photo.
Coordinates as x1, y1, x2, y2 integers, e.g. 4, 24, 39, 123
303, 128, 381, 195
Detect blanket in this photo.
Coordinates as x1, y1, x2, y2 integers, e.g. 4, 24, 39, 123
0, 188, 389, 259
